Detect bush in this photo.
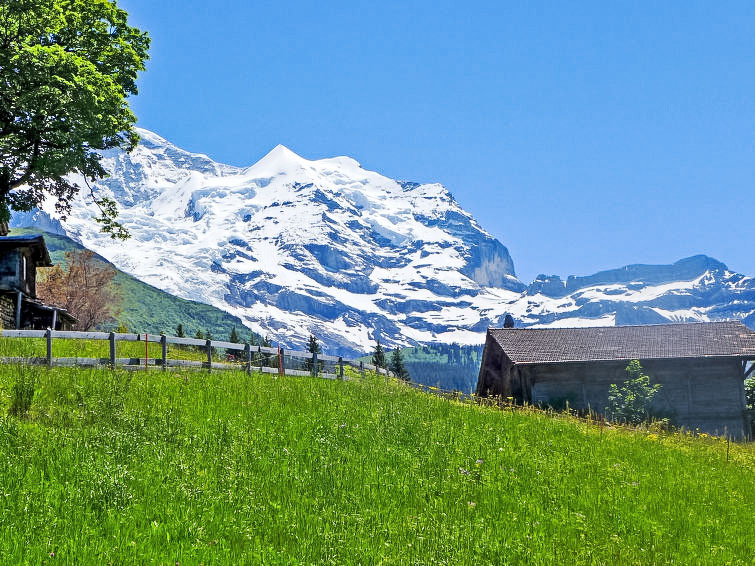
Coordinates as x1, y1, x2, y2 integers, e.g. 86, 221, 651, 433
607, 360, 661, 425
745, 375, 754, 411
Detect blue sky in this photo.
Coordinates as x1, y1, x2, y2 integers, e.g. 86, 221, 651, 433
120, 0, 754, 284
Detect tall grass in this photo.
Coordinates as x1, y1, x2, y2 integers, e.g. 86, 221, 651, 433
0, 363, 752, 564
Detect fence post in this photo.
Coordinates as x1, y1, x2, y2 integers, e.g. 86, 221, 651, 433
206, 339, 213, 371
278, 347, 285, 377
109, 331, 116, 368
258, 346, 263, 373
245, 342, 251, 375
161, 334, 168, 371
311, 350, 318, 377
45, 328, 52, 368
359, 360, 364, 378
338, 356, 344, 380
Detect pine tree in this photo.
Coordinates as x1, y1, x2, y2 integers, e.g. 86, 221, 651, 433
306, 334, 322, 372
229, 326, 240, 343
390, 348, 410, 381
175, 324, 185, 338
372, 339, 386, 369
194, 329, 204, 340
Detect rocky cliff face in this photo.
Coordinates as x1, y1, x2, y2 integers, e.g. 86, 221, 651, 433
11, 129, 755, 355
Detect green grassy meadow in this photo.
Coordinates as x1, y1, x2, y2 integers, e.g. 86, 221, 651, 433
0, 357, 753, 564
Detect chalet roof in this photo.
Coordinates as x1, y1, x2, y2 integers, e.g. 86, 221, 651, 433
0, 235, 52, 266
489, 321, 755, 364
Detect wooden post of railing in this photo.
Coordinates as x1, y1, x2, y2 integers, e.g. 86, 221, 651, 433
338, 356, 344, 380
359, 360, 364, 378
206, 339, 213, 371
109, 331, 116, 368
311, 350, 318, 377
45, 328, 52, 368
258, 346, 262, 373
278, 347, 285, 377
245, 342, 251, 375
161, 334, 167, 371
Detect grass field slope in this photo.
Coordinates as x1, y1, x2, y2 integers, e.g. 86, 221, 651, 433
0, 357, 753, 564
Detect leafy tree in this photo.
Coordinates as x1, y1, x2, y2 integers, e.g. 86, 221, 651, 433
175, 323, 185, 338
607, 360, 662, 425
372, 339, 386, 369
390, 348, 410, 381
37, 249, 120, 330
0, 0, 150, 237
229, 326, 240, 343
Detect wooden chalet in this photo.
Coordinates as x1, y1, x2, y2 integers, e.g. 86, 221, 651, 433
476, 321, 755, 439
0, 230, 75, 330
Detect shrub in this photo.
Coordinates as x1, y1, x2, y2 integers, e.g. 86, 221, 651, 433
607, 360, 662, 425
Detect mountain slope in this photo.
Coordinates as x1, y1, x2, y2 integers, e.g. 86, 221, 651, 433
12, 129, 523, 354
10, 129, 755, 356
13, 228, 256, 341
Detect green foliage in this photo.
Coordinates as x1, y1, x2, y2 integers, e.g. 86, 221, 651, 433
360, 343, 484, 391
228, 326, 240, 343
371, 339, 386, 369
0, 0, 150, 238
607, 360, 662, 425
175, 324, 185, 338
0, 365, 752, 563
390, 348, 410, 381
745, 374, 754, 411
305, 334, 323, 374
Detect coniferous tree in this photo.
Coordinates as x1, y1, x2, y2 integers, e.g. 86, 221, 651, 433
390, 348, 410, 381
175, 324, 185, 338
262, 335, 274, 367
229, 326, 240, 343
305, 334, 323, 372
372, 339, 386, 369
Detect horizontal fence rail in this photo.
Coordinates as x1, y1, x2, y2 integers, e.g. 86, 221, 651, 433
0, 330, 393, 380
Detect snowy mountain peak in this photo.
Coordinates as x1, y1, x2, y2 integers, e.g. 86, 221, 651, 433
10, 129, 754, 355
250, 144, 306, 173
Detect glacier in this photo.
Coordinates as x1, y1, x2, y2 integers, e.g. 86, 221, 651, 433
10, 128, 755, 356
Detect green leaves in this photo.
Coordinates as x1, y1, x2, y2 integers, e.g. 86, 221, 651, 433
0, 0, 149, 239
607, 360, 662, 425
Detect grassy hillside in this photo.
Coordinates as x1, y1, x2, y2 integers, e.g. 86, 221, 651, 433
12, 228, 260, 342
0, 358, 752, 563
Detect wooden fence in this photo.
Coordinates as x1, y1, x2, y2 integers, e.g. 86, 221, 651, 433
0, 330, 393, 380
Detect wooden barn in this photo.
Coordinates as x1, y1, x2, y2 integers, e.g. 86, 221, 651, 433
476, 321, 755, 439
0, 232, 75, 330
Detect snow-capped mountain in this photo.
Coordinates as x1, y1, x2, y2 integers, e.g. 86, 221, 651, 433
11, 129, 755, 355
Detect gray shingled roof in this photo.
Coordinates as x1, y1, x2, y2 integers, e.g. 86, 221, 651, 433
489, 321, 755, 364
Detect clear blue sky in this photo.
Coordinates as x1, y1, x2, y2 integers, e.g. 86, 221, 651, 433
120, 0, 754, 284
